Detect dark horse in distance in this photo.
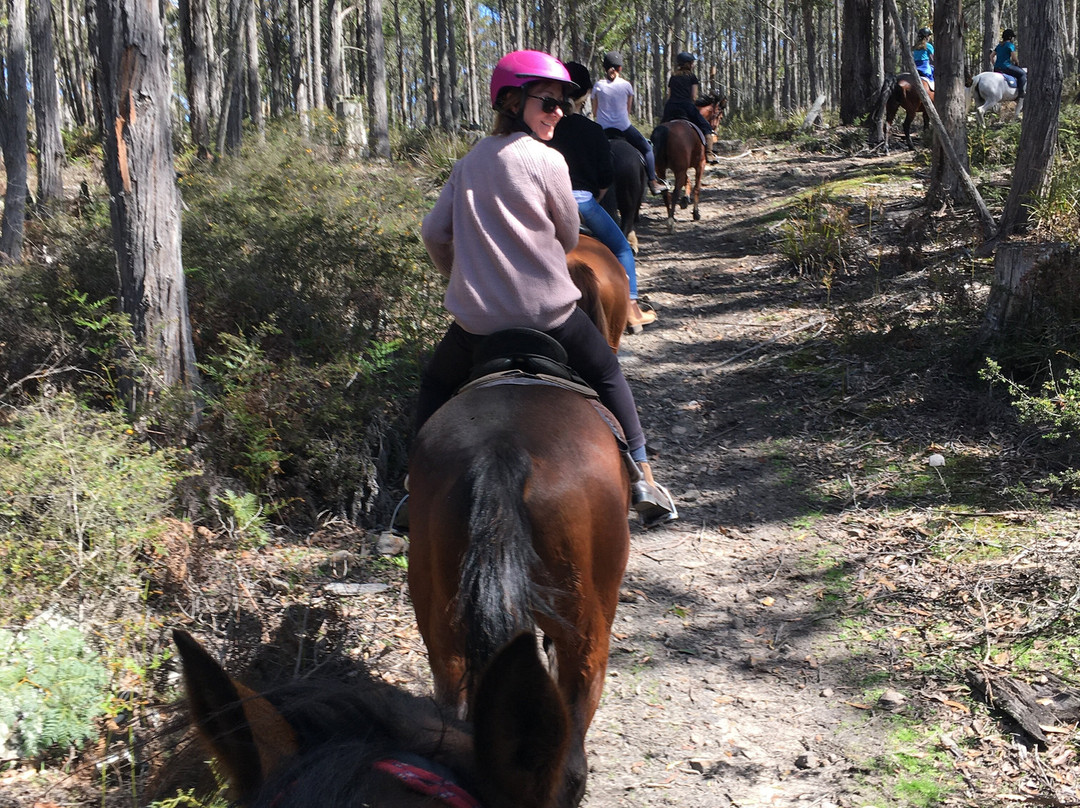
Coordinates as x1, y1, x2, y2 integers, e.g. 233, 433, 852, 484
877, 73, 934, 153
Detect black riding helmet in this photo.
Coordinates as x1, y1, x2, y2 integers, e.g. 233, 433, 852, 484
563, 61, 593, 101
917, 27, 932, 39
676, 51, 695, 66
603, 51, 623, 70
1002, 28, 1016, 41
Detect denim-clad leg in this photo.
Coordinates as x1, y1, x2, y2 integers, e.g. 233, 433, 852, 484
577, 197, 638, 300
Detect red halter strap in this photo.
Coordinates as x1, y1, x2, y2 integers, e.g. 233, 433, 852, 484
373, 758, 483, 808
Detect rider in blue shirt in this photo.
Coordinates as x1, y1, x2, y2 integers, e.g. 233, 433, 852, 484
912, 27, 934, 83
993, 29, 1025, 98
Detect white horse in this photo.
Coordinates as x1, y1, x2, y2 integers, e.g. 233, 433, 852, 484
969, 69, 1026, 126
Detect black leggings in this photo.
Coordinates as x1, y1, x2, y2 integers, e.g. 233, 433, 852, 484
416, 308, 646, 456
662, 100, 714, 135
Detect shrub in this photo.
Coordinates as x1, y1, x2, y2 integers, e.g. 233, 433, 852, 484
0, 395, 186, 618
179, 123, 441, 365
0, 616, 110, 760
778, 188, 855, 287
178, 123, 446, 522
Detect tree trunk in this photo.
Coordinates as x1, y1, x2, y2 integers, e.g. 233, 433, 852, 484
840, 0, 873, 124
57, 0, 89, 126
981, 0, 1000, 73
327, 0, 343, 104
927, 0, 968, 204
92, 0, 198, 408
289, 0, 308, 115
30, 0, 65, 206
434, 0, 450, 128
310, 0, 324, 109
0, 0, 29, 264
463, 0, 478, 126
802, 0, 821, 124
998, 0, 1064, 236
367, 0, 390, 157
245, 0, 263, 136
179, 0, 212, 158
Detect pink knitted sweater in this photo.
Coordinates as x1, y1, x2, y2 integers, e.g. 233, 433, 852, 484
421, 132, 581, 335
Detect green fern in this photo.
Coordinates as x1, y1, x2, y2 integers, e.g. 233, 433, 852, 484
0, 618, 109, 759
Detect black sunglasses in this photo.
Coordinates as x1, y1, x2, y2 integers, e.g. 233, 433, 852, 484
528, 94, 572, 115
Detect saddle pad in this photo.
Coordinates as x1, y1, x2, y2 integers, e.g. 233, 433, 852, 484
460, 372, 629, 452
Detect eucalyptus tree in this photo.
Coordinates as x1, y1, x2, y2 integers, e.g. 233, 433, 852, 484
998, 0, 1064, 237
30, 0, 65, 205
0, 0, 29, 263
92, 0, 199, 408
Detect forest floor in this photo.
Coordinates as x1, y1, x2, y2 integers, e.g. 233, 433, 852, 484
9, 127, 1080, 808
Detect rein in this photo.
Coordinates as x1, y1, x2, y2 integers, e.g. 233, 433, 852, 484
374, 756, 483, 808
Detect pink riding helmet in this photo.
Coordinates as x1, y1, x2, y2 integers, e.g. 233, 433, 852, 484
489, 50, 577, 109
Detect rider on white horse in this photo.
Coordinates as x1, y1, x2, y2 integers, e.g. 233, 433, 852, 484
992, 28, 1026, 99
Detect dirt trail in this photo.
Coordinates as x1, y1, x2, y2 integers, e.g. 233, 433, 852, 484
583, 145, 896, 808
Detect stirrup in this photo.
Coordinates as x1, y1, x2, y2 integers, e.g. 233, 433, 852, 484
631, 480, 678, 527
390, 493, 409, 533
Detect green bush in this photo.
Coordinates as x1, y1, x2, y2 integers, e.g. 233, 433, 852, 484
179, 123, 441, 364
178, 123, 446, 522
778, 188, 855, 286
0, 201, 127, 408
0, 617, 110, 760
0, 395, 185, 618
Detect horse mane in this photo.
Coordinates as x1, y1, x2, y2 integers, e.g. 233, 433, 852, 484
248, 680, 471, 807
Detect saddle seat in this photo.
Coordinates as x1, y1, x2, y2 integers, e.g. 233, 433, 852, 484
391, 328, 677, 533
989, 69, 1015, 88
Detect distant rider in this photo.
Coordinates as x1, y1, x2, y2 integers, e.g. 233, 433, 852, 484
591, 51, 669, 196
992, 28, 1025, 99
912, 27, 934, 83
661, 51, 718, 163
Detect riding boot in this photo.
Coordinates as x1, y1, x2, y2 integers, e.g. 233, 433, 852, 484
706, 134, 720, 164
631, 462, 678, 527
648, 178, 669, 196
627, 299, 657, 333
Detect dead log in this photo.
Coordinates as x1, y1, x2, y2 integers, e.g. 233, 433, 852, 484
966, 667, 1080, 748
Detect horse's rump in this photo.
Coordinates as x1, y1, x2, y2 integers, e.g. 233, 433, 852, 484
567, 234, 629, 351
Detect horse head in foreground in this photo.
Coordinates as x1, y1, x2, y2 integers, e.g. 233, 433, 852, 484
174, 629, 571, 808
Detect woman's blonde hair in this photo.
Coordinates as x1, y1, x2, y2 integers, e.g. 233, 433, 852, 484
492, 87, 524, 135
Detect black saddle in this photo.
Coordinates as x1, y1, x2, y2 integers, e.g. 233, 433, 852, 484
468, 328, 588, 388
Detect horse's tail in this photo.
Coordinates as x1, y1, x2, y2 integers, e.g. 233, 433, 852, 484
567, 252, 611, 343
873, 74, 897, 131
969, 75, 984, 107
456, 439, 551, 687
650, 124, 668, 163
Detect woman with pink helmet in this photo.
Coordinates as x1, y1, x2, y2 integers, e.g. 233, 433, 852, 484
416, 49, 677, 526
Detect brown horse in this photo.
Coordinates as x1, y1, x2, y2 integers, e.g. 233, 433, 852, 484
567, 233, 629, 350
650, 96, 725, 233
173, 629, 573, 808
408, 370, 631, 807
881, 73, 934, 152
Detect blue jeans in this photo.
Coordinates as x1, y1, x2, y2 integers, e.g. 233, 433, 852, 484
577, 196, 639, 299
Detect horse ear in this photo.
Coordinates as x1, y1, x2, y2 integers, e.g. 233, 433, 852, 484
472, 633, 570, 808
174, 629, 298, 803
